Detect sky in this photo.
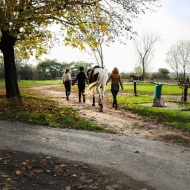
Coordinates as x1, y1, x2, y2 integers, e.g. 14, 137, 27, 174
38, 0, 190, 73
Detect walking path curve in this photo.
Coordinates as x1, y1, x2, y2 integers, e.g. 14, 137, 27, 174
0, 120, 189, 190
1, 85, 190, 190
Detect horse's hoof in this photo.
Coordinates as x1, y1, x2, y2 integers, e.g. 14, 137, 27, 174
100, 109, 103, 112
92, 104, 95, 106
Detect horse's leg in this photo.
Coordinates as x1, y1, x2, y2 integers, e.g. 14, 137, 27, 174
97, 86, 101, 106
99, 95, 103, 112
92, 93, 95, 106
99, 82, 107, 112
97, 86, 104, 112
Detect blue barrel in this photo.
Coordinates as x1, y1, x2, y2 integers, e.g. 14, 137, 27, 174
153, 83, 162, 99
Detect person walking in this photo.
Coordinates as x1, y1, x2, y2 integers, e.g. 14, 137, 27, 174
72, 66, 88, 103
106, 67, 123, 110
62, 68, 71, 100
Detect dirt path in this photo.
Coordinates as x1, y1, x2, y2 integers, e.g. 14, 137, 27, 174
34, 85, 190, 146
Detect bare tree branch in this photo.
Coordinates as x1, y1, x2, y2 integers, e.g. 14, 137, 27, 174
134, 31, 160, 79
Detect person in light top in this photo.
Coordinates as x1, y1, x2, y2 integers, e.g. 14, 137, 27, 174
62, 68, 71, 100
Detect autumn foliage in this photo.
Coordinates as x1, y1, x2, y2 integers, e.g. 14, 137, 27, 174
0, 0, 159, 97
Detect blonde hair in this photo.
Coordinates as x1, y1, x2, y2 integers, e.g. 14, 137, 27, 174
112, 67, 119, 75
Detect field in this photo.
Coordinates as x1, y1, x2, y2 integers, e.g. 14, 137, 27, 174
0, 80, 190, 133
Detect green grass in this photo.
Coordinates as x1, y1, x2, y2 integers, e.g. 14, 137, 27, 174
0, 80, 184, 94
0, 92, 104, 132
115, 95, 190, 132
106, 83, 183, 95
0, 80, 189, 132
18, 80, 62, 88
0, 79, 62, 88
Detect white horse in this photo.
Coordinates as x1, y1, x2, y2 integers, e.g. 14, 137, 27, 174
85, 67, 108, 112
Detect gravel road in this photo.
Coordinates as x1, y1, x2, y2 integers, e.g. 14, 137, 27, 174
0, 120, 190, 190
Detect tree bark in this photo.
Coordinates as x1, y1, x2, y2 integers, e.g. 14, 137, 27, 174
0, 30, 20, 98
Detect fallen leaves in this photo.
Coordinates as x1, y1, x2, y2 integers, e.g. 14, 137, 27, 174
0, 149, 151, 189
74, 183, 84, 189
34, 169, 43, 174
2, 188, 9, 190
15, 170, 22, 175
168, 140, 174, 145
70, 174, 77, 178
41, 136, 50, 140
6, 178, 11, 181
40, 159, 46, 164
21, 161, 28, 166
65, 186, 71, 190
60, 164, 67, 167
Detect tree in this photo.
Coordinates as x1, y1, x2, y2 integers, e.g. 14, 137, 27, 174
134, 65, 143, 76
134, 31, 160, 80
14, 55, 28, 79
166, 40, 190, 79
69, 61, 93, 77
36, 59, 64, 80
85, 17, 110, 69
0, 0, 159, 98
87, 36, 105, 68
0, 57, 4, 79
166, 44, 179, 79
18, 64, 35, 80
158, 68, 169, 79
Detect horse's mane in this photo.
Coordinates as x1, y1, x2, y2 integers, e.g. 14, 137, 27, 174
93, 65, 101, 69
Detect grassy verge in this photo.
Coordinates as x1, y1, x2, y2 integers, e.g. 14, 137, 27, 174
0, 80, 189, 133
0, 89, 104, 132
107, 83, 183, 95
114, 95, 190, 132
0, 79, 62, 88
0, 80, 105, 132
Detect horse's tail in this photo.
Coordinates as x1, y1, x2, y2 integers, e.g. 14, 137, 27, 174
84, 82, 97, 96
89, 69, 105, 89
84, 69, 105, 96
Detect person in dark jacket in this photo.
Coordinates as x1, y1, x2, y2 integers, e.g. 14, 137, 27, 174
72, 67, 89, 103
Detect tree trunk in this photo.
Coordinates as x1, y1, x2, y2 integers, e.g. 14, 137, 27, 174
142, 61, 145, 81
0, 30, 20, 98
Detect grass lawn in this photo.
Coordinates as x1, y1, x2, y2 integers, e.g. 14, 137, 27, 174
0, 80, 190, 132
0, 92, 104, 132
113, 83, 183, 95
0, 80, 104, 132
0, 79, 62, 88
106, 82, 190, 132
115, 95, 190, 132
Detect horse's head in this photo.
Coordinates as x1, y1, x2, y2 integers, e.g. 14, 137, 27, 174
86, 69, 92, 78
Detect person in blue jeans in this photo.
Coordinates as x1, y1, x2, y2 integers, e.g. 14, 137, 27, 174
72, 67, 88, 103
62, 68, 71, 100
